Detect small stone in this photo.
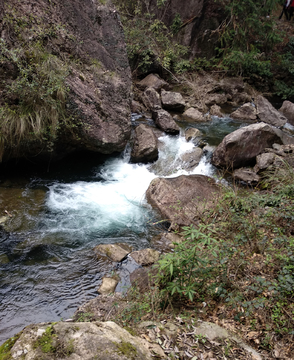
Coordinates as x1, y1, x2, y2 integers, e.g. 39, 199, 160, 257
97, 277, 118, 295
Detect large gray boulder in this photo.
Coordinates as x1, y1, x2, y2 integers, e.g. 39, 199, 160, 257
279, 100, 294, 126
10, 321, 165, 359
152, 109, 180, 134
130, 124, 159, 163
146, 175, 221, 229
211, 122, 294, 169
256, 95, 287, 128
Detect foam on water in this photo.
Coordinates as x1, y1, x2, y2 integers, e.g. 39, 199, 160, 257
45, 134, 213, 241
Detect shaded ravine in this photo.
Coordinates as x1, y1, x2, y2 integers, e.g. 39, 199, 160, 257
0, 115, 248, 343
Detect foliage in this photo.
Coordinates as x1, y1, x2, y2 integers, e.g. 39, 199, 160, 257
219, 0, 281, 53
0, 334, 20, 360
0, 7, 75, 160
154, 162, 294, 350
112, 0, 188, 74
220, 48, 272, 77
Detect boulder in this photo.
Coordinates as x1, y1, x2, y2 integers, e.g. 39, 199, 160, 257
230, 102, 257, 121
180, 148, 203, 171
255, 152, 277, 171
183, 107, 207, 122
210, 104, 223, 117
205, 93, 228, 106
130, 248, 160, 266
141, 87, 161, 110
185, 127, 203, 142
10, 321, 165, 359
137, 73, 169, 92
256, 95, 287, 128
94, 243, 132, 262
152, 109, 180, 134
211, 122, 289, 169
146, 175, 221, 229
279, 100, 294, 126
233, 168, 260, 185
161, 89, 186, 112
98, 277, 119, 295
130, 124, 158, 163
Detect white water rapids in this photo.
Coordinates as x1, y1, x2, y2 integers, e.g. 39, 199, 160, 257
0, 115, 245, 343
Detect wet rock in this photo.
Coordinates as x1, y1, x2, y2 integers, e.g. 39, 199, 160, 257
210, 104, 223, 117
183, 107, 206, 122
130, 124, 158, 163
211, 122, 288, 169
137, 73, 169, 92
130, 248, 160, 266
230, 102, 257, 121
94, 243, 132, 262
10, 321, 165, 360
146, 175, 221, 229
141, 87, 162, 110
233, 168, 260, 185
98, 277, 119, 295
152, 109, 180, 134
180, 148, 203, 171
185, 127, 202, 142
256, 95, 287, 128
279, 100, 294, 126
161, 90, 185, 112
0, 253, 9, 264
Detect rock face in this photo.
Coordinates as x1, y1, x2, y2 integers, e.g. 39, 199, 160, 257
0, 0, 132, 162
211, 122, 291, 169
130, 124, 158, 163
10, 321, 165, 359
146, 175, 221, 229
152, 109, 180, 134
256, 95, 287, 128
279, 100, 294, 126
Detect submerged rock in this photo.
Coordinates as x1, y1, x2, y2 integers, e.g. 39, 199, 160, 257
185, 127, 203, 142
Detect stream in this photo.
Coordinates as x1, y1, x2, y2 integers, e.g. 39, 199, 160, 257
0, 114, 248, 343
